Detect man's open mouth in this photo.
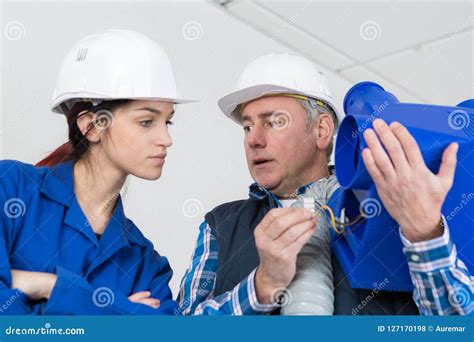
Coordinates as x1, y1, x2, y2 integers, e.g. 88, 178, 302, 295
253, 159, 274, 166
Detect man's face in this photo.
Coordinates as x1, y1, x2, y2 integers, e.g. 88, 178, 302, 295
241, 96, 326, 197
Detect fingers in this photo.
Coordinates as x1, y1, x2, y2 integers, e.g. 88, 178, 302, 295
363, 124, 396, 181
437, 142, 458, 188
275, 217, 317, 247
10, 270, 23, 289
11, 270, 33, 289
373, 119, 410, 172
257, 208, 293, 233
259, 208, 314, 240
128, 291, 151, 301
135, 298, 160, 309
283, 224, 317, 256
128, 291, 160, 309
389, 121, 425, 167
362, 148, 385, 185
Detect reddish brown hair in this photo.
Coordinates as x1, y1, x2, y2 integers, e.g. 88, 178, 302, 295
36, 100, 131, 167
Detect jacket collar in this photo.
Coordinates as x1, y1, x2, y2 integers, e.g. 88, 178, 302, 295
249, 176, 332, 206
39, 160, 146, 248
40, 160, 76, 207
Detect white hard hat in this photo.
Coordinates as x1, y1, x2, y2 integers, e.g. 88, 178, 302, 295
218, 53, 343, 124
51, 29, 195, 114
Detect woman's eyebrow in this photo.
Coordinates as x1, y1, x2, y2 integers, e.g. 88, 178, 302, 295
134, 107, 162, 114
134, 107, 175, 116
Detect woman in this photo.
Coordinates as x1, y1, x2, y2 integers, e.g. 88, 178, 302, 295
0, 29, 194, 315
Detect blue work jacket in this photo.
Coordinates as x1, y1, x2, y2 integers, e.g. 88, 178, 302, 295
0, 159, 177, 315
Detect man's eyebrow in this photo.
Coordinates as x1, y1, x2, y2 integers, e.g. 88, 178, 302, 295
134, 107, 175, 116
242, 112, 274, 122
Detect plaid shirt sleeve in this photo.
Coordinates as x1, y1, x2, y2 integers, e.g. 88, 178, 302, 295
400, 215, 474, 315
176, 221, 277, 315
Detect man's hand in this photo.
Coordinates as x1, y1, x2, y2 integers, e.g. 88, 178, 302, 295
11, 269, 57, 301
128, 291, 160, 309
254, 207, 317, 304
361, 118, 458, 242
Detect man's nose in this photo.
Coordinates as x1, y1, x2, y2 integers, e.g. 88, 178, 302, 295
246, 125, 266, 149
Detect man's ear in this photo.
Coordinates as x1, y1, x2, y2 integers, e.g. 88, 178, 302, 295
313, 113, 334, 150
76, 111, 102, 143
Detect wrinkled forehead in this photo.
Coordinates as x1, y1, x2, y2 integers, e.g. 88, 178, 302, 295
237, 96, 302, 122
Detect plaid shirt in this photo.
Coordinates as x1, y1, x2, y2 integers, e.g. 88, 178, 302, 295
176, 221, 276, 315
400, 215, 473, 315
177, 183, 472, 315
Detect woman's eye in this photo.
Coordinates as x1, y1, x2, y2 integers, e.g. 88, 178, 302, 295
140, 120, 153, 127
166, 120, 174, 126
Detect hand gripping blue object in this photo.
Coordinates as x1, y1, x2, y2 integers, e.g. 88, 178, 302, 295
329, 81, 474, 292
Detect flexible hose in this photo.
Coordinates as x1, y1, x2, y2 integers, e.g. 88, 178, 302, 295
281, 175, 339, 315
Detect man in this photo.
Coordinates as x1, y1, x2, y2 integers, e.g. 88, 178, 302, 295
177, 53, 473, 315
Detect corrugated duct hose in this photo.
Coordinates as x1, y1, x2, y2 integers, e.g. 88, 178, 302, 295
281, 175, 339, 315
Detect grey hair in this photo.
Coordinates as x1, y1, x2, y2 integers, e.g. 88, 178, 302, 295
297, 98, 339, 161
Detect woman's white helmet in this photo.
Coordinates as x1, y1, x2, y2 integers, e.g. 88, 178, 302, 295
51, 29, 195, 114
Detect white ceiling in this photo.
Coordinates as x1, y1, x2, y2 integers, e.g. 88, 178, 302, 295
211, 0, 473, 106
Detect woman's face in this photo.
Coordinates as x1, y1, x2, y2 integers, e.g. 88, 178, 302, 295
97, 100, 175, 180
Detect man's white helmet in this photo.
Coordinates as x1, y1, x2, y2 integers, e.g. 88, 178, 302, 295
218, 53, 343, 124
51, 29, 195, 114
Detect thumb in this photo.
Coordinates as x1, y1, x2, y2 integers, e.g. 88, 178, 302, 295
437, 142, 458, 188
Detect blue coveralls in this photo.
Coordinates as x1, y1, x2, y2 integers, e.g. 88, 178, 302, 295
0, 160, 177, 315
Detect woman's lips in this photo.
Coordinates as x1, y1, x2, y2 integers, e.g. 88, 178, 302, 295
149, 155, 166, 165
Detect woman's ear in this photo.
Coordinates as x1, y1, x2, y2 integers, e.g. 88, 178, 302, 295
76, 111, 102, 143
314, 113, 335, 151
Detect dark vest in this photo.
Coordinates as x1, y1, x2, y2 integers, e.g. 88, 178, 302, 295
205, 195, 419, 315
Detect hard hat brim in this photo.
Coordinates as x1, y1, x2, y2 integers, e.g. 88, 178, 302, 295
51, 92, 198, 114
218, 84, 342, 124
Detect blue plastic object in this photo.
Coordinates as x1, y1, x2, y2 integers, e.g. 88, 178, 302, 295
330, 81, 474, 292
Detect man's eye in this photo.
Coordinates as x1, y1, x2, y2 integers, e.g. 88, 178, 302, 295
265, 120, 276, 128
243, 126, 252, 132
166, 120, 174, 126
140, 120, 153, 127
